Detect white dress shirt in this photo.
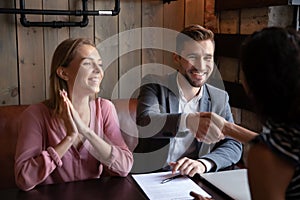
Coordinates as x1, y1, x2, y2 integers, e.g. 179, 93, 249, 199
165, 74, 214, 172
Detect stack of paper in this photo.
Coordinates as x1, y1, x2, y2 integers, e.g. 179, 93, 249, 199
132, 171, 211, 200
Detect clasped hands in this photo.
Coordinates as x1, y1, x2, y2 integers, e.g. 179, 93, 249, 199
186, 112, 226, 144
59, 90, 89, 142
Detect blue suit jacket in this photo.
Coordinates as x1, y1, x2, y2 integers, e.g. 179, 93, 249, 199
133, 72, 242, 173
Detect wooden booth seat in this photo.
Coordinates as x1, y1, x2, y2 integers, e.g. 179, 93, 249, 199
0, 99, 138, 189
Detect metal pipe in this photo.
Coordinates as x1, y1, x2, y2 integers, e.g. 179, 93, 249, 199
19, 0, 26, 27
0, 0, 120, 16
20, 19, 89, 28
81, 0, 88, 27
0, 8, 102, 16
112, 0, 120, 16
0, 0, 120, 27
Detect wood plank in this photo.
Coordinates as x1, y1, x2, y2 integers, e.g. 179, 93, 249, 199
240, 7, 269, 35
69, 0, 94, 39
204, 0, 218, 32
163, 0, 184, 74
43, 0, 69, 99
215, 0, 288, 11
163, 0, 184, 32
95, 0, 119, 99
268, 6, 294, 27
118, 0, 142, 99
0, 1, 19, 105
219, 10, 240, 34
17, 0, 45, 104
185, 0, 204, 26
141, 0, 164, 77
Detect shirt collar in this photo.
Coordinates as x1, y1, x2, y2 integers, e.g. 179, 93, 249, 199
176, 73, 203, 102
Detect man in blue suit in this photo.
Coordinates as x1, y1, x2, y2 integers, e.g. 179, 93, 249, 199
134, 25, 242, 176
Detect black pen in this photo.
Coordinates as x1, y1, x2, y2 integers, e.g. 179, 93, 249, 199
160, 174, 182, 184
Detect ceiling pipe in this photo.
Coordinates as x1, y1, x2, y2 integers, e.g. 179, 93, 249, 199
0, 0, 120, 28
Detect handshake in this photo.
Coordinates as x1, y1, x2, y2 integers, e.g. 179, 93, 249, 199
186, 112, 227, 144
186, 112, 254, 144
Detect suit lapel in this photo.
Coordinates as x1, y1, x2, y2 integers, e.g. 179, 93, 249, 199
197, 85, 216, 156
199, 84, 212, 112
167, 72, 180, 113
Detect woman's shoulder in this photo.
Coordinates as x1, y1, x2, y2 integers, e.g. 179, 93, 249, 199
20, 103, 52, 124
253, 122, 300, 164
23, 102, 50, 115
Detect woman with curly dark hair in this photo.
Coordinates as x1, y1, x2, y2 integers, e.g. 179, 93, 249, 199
191, 27, 300, 199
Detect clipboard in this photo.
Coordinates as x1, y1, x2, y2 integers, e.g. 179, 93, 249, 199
200, 169, 251, 200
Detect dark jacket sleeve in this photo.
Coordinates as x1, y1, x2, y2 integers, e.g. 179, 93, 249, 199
136, 74, 181, 138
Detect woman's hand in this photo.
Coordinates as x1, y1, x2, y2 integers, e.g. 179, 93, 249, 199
60, 90, 89, 135
60, 90, 78, 139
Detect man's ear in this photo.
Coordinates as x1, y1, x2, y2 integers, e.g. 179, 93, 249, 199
56, 66, 69, 81
173, 53, 181, 63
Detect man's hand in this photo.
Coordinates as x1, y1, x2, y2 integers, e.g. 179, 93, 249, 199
169, 157, 206, 177
186, 112, 225, 144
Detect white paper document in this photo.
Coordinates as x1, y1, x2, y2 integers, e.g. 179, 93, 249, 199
201, 169, 251, 200
132, 171, 211, 200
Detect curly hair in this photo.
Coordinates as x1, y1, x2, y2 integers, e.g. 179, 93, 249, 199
241, 27, 300, 123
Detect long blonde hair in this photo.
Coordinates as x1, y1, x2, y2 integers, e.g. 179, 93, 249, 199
46, 38, 96, 115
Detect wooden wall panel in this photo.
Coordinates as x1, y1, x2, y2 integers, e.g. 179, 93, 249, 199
17, 0, 45, 104
141, 0, 164, 77
43, 0, 69, 99
0, 1, 18, 105
118, 0, 142, 99
95, 0, 119, 99
185, 0, 204, 26
163, 0, 185, 32
240, 7, 269, 35
69, 0, 94, 39
215, 2, 294, 130
219, 10, 240, 34
216, 0, 288, 11
0, 0, 206, 105
163, 0, 184, 74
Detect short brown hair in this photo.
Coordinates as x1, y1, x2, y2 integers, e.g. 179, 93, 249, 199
176, 24, 214, 54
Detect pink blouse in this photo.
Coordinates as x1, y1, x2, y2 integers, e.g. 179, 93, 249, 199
15, 98, 133, 191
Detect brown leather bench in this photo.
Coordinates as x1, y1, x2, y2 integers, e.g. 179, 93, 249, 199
0, 99, 138, 189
